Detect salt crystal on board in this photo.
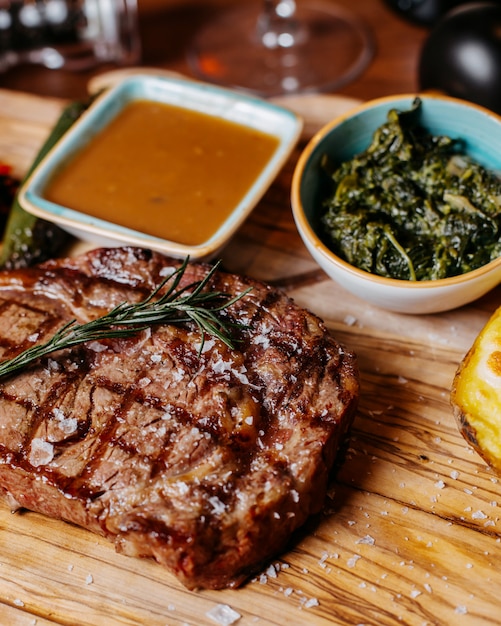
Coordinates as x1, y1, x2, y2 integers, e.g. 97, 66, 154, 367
356, 534, 375, 546
266, 564, 277, 578
206, 604, 241, 625
347, 555, 361, 568
344, 315, 357, 326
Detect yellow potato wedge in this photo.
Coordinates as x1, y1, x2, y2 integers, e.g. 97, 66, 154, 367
452, 307, 501, 473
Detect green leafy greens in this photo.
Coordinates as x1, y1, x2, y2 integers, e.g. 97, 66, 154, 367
321, 98, 501, 281
0, 257, 250, 380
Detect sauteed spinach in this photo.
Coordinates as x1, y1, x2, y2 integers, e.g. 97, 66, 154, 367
321, 98, 501, 281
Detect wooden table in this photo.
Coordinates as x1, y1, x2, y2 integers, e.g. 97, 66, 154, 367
1, 2, 501, 625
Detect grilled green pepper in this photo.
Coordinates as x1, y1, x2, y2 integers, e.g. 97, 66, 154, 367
0, 98, 91, 269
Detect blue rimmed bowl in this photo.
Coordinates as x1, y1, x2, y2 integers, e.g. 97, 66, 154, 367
291, 93, 501, 314
19, 74, 303, 260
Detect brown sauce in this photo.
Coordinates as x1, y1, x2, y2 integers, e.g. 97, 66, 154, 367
44, 99, 279, 246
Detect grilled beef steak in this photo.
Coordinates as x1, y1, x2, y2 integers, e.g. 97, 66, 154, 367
0, 247, 359, 589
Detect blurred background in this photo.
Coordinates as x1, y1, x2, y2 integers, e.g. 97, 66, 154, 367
0, 1, 498, 114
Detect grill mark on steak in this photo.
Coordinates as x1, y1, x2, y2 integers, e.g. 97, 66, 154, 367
0, 246, 359, 589
0, 301, 59, 360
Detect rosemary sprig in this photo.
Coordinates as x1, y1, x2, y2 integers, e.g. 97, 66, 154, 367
0, 257, 250, 380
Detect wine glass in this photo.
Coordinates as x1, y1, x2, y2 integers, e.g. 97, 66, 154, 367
187, 0, 374, 97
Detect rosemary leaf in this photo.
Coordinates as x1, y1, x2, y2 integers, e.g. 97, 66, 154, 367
0, 258, 250, 380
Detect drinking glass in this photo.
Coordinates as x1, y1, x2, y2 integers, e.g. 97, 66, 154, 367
187, 0, 374, 97
0, 0, 140, 72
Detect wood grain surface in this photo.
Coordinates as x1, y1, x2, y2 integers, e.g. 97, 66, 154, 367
0, 83, 501, 626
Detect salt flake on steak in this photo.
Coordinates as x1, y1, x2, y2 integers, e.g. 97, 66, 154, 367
29, 438, 54, 467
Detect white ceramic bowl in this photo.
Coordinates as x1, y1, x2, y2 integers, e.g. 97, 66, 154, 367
291, 93, 501, 314
19, 74, 302, 261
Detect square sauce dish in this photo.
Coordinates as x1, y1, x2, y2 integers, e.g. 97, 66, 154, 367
19, 74, 303, 260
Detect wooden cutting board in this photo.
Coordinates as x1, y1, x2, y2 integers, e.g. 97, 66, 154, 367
0, 80, 500, 626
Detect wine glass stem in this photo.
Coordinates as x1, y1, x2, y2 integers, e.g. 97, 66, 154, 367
256, 0, 306, 49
